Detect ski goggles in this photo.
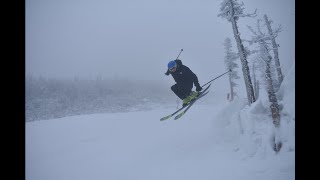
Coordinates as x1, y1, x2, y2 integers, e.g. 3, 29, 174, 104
169, 66, 177, 72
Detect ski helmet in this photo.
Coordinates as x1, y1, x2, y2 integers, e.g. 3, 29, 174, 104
167, 60, 177, 70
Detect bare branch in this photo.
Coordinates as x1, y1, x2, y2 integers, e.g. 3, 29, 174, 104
234, 8, 257, 18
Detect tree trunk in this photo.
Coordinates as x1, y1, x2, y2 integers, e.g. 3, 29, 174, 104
264, 14, 284, 86
265, 60, 281, 127
263, 45, 282, 152
229, 74, 234, 101
228, 0, 255, 105
252, 63, 259, 100
230, 18, 256, 104
256, 80, 259, 100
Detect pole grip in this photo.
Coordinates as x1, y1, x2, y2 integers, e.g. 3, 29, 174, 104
176, 49, 183, 60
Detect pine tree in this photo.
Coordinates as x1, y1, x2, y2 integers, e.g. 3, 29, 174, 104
218, 0, 257, 104
223, 38, 240, 101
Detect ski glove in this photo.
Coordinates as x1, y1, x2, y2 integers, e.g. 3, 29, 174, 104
196, 86, 202, 92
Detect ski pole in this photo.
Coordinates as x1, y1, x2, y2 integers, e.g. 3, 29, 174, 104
201, 69, 232, 88
176, 49, 183, 60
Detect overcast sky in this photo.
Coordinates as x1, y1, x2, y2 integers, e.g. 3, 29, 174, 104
26, 0, 294, 85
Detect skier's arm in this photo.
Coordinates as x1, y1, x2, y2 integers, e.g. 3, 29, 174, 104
186, 67, 202, 91
192, 72, 201, 88
175, 59, 182, 66
193, 73, 202, 91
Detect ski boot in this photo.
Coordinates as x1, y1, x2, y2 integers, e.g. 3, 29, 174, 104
182, 91, 199, 107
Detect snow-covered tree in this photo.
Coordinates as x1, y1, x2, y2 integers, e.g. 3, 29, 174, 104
252, 62, 259, 99
247, 20, 282, 152
223, 38, 240, 101
264, 14, 284, 86
218, 0, 257, 105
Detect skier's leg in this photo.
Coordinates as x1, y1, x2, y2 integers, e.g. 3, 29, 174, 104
171, 84, 191, 106
181, 83, 199, 106
180, 82, 193, 98
171, 84, 187, 100
182, 87, 192, 97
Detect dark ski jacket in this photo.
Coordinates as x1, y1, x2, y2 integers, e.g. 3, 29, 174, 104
165, 59, 200, 89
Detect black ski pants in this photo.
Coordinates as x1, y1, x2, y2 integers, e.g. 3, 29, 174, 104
171, 83, 192, 100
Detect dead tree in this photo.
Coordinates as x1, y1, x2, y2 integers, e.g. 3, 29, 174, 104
264, 14, 284, 86
247, 20, 282, 152
218, 0, 257, 105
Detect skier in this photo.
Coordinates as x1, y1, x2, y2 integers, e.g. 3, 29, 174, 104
165, 59, 202, 107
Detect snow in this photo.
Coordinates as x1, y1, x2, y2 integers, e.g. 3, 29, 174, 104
26, 63, 295, 180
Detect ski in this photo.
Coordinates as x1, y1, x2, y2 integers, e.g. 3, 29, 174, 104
160, 83, 211, 121
174, 90, 210, 120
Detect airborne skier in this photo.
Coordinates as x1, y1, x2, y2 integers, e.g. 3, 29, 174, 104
165, 59, 202, 107
160, 58, 230, 121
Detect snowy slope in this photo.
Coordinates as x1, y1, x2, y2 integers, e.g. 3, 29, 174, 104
26, 99, 294, 180
26, 63, 295, 180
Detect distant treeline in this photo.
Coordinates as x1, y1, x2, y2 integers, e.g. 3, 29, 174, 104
26, 76, 174, 122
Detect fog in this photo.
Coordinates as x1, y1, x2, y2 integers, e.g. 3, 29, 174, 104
26, 0, 294, 97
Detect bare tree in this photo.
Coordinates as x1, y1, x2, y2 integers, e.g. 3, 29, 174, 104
223, 38, 240, 101
218, 0, 257, 105
264, 14, 284, 86
247, 20, 282, 152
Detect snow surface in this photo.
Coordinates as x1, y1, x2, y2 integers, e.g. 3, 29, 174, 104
26, 63, 295, 180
